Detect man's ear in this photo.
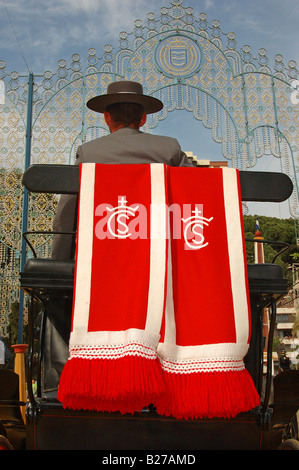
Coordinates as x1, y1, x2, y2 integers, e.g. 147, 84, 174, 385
104, 111, 111, 127
140, 113, 147, 127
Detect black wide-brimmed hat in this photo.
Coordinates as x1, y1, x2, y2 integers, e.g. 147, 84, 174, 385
86, 80, 163, 114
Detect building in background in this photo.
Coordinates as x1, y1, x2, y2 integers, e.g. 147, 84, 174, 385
185, 151, 228, 168
275, 264, 299, 372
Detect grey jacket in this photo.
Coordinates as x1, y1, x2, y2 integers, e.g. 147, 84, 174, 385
52, 127, 192, 260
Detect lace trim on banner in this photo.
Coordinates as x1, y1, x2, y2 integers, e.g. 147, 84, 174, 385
69, 341, 157, 360
160, 357, 245, 374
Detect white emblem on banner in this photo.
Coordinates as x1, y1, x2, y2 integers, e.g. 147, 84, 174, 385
182, 207, 213, 250
106, 196, 139, 239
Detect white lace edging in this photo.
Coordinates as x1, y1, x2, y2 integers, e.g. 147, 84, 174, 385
69, 341, 157, 360
159, 356, 245, 374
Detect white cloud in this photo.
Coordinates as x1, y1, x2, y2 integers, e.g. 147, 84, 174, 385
1, 0, 168, 71
1, 0, 298, 72
203, 0, 215, 10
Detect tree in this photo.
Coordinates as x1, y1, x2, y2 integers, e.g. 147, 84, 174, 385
243, 215, 299, 269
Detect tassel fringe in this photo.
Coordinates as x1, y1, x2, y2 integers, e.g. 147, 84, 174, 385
155, 368, 260, 420
58, 357, 260, 419
57, 355, 165, 414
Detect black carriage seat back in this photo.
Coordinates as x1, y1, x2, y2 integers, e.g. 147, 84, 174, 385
247, 263, 289, 296
21, 164, 293, 298
21, 164, 293, 290
22, 259, 75, 287
22, 164, 293, 199
20, 164, 293, 399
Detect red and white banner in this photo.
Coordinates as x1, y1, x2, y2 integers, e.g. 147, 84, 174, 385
57, 163, 260, 418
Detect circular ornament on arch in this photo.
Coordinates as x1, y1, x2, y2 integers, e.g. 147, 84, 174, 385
154, 35, 202, 78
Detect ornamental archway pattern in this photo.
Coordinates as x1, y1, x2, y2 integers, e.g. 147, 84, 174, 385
0, 0, 298, 335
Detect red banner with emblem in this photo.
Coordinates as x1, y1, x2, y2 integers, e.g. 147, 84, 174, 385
58, 163, 259, 418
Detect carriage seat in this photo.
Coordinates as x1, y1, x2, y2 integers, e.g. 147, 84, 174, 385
21, 258, 288, 296
20, 164, 293, 401
21, 259, 74, 291
247, 263, 289, 297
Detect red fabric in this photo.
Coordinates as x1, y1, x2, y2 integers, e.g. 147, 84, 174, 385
57, 163, 260, 418
58, 163, 167, 413
166, 168, 238, 346
89, 165, 152, 332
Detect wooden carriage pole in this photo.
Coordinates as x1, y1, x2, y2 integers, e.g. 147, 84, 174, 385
254, 219, 270, 373
11, 344, 28, 423
254, 218, 264, 264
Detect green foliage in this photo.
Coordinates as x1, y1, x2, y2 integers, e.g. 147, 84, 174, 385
243, 215, 299, 269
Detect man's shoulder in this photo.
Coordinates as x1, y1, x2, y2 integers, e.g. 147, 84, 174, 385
78, 129, 181, 158
140, 132, 180, 146
83, 133, 111, 146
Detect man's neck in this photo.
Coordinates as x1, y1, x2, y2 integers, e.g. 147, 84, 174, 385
110, 123, 139, 133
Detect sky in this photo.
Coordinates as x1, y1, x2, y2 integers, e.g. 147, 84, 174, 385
1, 0, 299, 219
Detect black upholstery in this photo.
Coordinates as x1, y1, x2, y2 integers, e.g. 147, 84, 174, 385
21, 260, 74, 397
0, 369, 25, 425
0, 370, 26, 449
23, 258, 75, 275
22, 164, 294, 202
247, 263, 289, 296
21, 259, 74, 290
